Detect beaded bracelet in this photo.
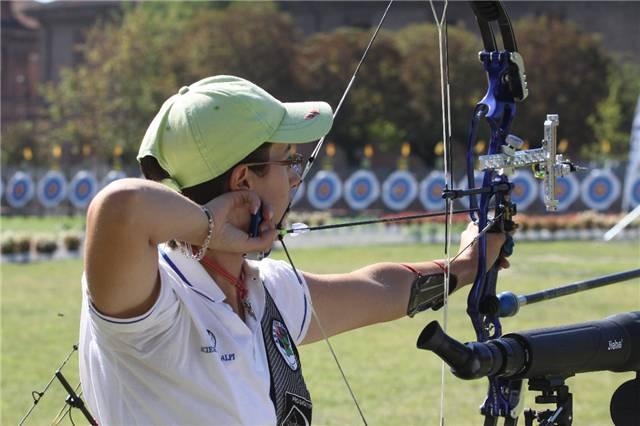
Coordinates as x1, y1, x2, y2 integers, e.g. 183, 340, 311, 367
182, 206, 214, 261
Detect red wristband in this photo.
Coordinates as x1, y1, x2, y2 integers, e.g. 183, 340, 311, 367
433, 260, 448, 274
400, 263, 421, 276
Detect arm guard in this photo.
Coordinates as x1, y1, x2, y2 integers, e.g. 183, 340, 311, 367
407, 273, 458, 317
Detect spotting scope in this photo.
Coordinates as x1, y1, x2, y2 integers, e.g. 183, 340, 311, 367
417, 311, 640, 380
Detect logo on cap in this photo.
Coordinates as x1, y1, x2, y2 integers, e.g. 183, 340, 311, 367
304, 110, 320, 120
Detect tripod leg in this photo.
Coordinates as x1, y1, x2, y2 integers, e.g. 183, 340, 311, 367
505, 416, 519, 426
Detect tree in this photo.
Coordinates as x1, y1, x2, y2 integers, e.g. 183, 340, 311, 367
41, 2, 300, 167
513, 16, 610, 159
394, 23, 485, 168
37, 4, 635, 170
42, 2, 201, 166
586, 61, 640, 160
294, 28, 413, 165
1, 121, 43, 168
187, 2, 301, 100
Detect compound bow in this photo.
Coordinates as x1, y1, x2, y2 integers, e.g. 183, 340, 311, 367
277, 1, 583, 425
425, 2, 580, 425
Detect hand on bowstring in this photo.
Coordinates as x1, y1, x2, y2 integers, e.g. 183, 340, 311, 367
205, 190, 276, 254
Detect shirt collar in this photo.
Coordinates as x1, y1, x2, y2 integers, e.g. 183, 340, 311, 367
160, 245, 226, 303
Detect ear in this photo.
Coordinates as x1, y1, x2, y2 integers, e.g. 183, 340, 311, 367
228, 165, 253, 191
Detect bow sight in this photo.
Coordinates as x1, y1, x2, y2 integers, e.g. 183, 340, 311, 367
476, 115, 581, 212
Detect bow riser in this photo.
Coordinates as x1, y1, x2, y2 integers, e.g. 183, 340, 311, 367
467, 49, 520, 343
465, 4, 528, 423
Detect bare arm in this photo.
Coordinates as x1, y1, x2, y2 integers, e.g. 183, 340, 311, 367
85, 179, 274, 318
301, 259, 473, 344
301, 223, 508, 344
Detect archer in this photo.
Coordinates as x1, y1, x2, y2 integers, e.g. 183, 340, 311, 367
81, 75, 509, 425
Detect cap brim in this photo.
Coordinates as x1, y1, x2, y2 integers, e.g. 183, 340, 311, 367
269, 101, 333, 143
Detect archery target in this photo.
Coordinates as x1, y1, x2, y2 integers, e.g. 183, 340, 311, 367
419, 171, 446, 211
509, 171, 538, 212
291, 181, 305, 207
69, 171, 98, 209
6, 171, 35, 208
344, 170, 380, 210
37, 170, 67, 208
382, 170, 418, 211
307, 170, 342, 210
627, 173, 640, 208
456, 173, 484, 209
101, 170, 127, 188
581, 169, 621, 211
540, 173, 579, 212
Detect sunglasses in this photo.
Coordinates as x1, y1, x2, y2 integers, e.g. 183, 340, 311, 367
244, 152, 305, 179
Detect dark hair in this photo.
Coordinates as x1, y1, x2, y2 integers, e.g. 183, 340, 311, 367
139, 143, 273, 205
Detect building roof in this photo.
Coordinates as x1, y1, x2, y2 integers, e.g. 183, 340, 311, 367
2, 1, 40, 31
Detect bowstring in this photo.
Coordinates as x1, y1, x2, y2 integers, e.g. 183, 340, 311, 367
298, 0, 394, 184
19, 344, 79, 426
51, 383, 84, 426
428, 1, 452, 425
278, 2, 395, 424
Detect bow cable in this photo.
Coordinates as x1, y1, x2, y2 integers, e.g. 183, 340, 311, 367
428, 1, 453, 424
299, 0, 395, 184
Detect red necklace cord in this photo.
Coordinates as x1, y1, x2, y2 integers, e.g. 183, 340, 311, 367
200, 256, 248, 300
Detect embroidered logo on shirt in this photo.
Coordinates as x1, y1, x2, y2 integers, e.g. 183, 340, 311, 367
272, 320, 298, 370
201, 329, 217, 353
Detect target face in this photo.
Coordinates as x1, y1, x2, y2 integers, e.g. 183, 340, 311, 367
629, 175, 640, 208
510, 171, 537, 212
37, 170, 67, 208
344, 170, 380, 210
456, 173, 484, 209
581, 169, 621, 211
101, 170, 127, 188
419, 171, 446, 211
291, 181, 305, 207
6, 171, 35, 208
307, 171, 342, 209
382, 170, 417, 211
541, 174, 579, 212
69, 171, 98, 209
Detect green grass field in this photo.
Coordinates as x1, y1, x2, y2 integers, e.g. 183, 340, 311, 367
1, 215, 86, 233
2, 240, 639, 425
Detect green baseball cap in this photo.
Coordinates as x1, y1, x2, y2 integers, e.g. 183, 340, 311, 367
137, 75, 333, 190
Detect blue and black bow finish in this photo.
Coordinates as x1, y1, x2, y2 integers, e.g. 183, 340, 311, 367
423, 2, 579, 425
449, 3, 526, 424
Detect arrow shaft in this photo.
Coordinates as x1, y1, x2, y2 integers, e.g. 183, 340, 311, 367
283, 208, 477, 234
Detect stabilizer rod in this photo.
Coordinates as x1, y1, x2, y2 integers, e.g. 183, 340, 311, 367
497, 268, 640, 317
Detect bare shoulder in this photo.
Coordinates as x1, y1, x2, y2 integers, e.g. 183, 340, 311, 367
84, 179, 160, 318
